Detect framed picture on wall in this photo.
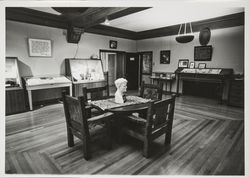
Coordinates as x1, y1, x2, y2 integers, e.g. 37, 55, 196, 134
28, 38, 52, 57
198, 63, 206, 69
141, 51, 153, 75
109, 40, 117, 49
178, 59, 189, 68
189, 62, 195, 68
160, 50, 170, 64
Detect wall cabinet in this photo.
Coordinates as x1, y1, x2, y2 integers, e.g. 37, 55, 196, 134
65, 58, 108, 97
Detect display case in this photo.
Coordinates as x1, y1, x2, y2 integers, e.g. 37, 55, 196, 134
5, 57, 26, 115
65, 58, 108, 97
5, 57, 22, 88
23, 75, 72, 110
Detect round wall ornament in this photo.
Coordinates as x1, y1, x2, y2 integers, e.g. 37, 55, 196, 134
199, 27, 211, 46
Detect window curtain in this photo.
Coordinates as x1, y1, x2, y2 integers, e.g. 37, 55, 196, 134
100, 52, 108, 72
116, 52, 126, 78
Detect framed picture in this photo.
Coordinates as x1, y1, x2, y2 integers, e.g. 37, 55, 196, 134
198, 63, 206, 69
28, 38, 52, 57
141, 51, 153, 75
178, 59, 189, 68
109, 40, 117, 49
194, 45, 212, 61
160, 50, 170, 64
189, 62, 195, 68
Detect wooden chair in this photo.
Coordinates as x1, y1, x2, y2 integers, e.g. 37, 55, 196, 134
82, 85, 110, 117
139, 81, 163, 101
62, 91, 113, 160
122, 94, 176, 158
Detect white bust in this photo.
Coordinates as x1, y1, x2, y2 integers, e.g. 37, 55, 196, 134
114, 78, 128, 104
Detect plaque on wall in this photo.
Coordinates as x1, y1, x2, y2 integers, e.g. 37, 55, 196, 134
194, 45, 212, 61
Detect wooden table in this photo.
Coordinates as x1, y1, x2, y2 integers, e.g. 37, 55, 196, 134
89, 96, 150, 115
24, 76, 72, 110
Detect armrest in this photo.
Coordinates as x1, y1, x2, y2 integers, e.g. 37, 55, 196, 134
127, 115, 146, 125
87, 112, 114, 123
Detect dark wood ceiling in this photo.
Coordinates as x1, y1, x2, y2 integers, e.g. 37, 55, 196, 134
6, 7, 244, 40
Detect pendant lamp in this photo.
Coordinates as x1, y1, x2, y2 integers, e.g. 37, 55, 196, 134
175, 22, 194, 43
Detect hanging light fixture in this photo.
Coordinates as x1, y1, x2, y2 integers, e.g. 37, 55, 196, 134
175, 22, 194, 43
104, 17, 110, 26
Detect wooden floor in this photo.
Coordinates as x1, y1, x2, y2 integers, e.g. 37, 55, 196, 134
5, 94, 244, 175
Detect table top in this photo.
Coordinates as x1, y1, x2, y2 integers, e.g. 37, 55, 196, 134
89, 95, 151, 114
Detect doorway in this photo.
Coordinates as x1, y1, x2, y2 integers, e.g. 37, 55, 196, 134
125, 53, 140, 90
100, 50, 126, 94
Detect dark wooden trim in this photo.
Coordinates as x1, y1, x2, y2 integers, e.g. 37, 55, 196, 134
6, 7, 244, 40
6, 7, 68, 29
136, 12, 244, 40
108, 7, 151, 21
87, 25, 137, 39
100, 49, 126, 53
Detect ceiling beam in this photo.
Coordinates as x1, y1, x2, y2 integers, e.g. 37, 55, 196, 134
6, 8, 244, 40
72, 7, 131, 28
6, 7, 68, 29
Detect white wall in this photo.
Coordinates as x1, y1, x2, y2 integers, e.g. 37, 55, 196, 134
6, 20, 136, 77
137, 26, 244, 92
137, 26, 244, 73
6, 21, 244, 94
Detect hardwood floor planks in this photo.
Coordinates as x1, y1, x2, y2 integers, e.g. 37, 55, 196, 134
5, 95, 244, 175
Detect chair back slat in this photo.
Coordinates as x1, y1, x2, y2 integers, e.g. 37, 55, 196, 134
140, 81, 163, 101
146, 95, 176, 134
62, 91, 90, 138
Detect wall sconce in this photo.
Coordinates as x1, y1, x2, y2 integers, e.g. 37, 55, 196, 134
176, 22, 194, 43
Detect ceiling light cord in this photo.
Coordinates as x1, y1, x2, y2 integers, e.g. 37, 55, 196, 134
189, 22, 193, 34
178, 24, 182, 36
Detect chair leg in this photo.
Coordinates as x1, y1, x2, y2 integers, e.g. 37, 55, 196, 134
106, 121, 112, 149
82, 139, 91, 160
143, 138, 150, 158
67, 129, 74, 147
165, 131, 171, 145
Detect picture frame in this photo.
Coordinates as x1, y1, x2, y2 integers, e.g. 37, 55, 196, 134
28, 38, 52, 57
178, 59, 189, 68
141, 51, 153, 75
189, 62, 195, 68
160, 50, 170, 64
198, 63, 206, 69
109, 40, 117, 49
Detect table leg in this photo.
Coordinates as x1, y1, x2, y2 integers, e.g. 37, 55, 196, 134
165, 81, 168, 94
176, 74, 180, 96
28, 90, 33, 110
69, 85, 73, 96
170, 81, 172, 94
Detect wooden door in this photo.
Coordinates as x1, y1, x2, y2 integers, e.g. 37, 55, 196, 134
125, 53, 139, 90
108, 54, 116, 86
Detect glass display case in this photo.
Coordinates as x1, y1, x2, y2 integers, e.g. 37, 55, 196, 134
5, 57, 22, 88
66, 58, 105, 83
65, 58, 107, 97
